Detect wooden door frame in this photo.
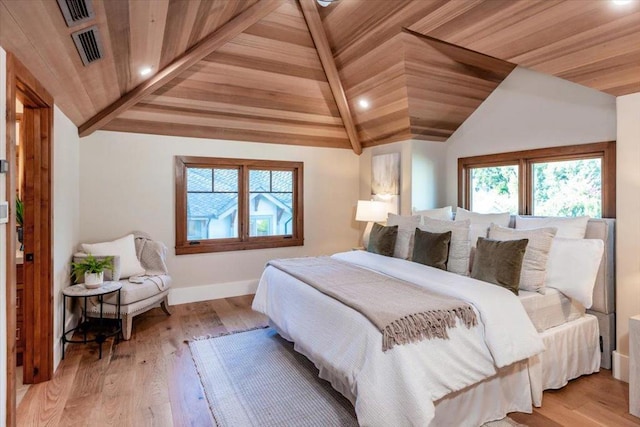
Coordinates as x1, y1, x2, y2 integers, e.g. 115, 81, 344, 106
5, 53, 54, 427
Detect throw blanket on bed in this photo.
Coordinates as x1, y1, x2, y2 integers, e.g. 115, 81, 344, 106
267, 257, 477, 351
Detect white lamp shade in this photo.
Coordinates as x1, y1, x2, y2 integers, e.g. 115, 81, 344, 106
355, 200, 387, 222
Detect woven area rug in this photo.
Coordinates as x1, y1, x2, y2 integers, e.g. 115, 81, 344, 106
189, 327, 526, 427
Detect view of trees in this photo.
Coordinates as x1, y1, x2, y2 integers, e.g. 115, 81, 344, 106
470, 158, 602, 217
471, 165, 519, 213
532, 158, 601, 217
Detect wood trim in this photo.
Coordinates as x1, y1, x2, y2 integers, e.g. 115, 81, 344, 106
175, 156, 304, 255
5, 52, 55, 427
298, 0, 362, 155
5, 52, 18, 427
457, 141, 616, 217
78, 0, 285, 137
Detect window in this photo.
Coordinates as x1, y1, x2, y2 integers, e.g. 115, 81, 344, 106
175, 157, 304, 254
470, 165, 519, 214
459, 142, 615, 218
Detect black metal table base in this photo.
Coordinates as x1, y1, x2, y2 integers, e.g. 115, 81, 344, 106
62, 287, 122, 360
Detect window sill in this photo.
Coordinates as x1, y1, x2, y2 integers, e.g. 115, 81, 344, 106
175, 238, 304, 255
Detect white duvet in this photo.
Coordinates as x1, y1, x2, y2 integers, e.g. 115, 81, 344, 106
252, 251, 544, 426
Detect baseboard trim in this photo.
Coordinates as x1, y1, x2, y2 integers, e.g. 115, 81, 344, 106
169, 279, 259, 306
613, 350, 629, 383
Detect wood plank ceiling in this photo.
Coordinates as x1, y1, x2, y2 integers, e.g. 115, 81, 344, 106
1, 0, 639, 151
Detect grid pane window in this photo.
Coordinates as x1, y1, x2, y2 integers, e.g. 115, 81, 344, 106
532, 158, 602, 218
470, 165, 519, 214
249, 169, 293, 237
176, 157, 303, 254
186, 168, 239, 240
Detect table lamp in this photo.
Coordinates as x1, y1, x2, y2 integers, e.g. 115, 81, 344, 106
355, 200, 388, 248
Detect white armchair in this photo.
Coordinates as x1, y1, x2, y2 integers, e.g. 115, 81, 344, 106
74, 232, 172, 340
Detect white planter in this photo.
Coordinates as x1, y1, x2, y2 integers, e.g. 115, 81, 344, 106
84, 271, 104, 289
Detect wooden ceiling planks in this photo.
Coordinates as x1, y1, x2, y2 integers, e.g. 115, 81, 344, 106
299, 0, 361, 153
78, 0, 285, 136
2, 0, 640, 149
107, 0, 350, 149
402, 30, 516, 141
340, 34, 411, 147
0, 0, 121, 123
409, 0, 640, 96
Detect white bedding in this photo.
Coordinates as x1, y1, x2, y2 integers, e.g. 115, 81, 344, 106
519, 288, 585, 332
252, 251, 544, 426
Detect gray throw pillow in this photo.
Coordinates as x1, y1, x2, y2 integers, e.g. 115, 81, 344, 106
412, 229, 452, 270
367, 223, 398, 257
471, 237, 528, 295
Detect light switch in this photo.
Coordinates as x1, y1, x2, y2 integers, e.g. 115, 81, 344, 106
0, 201, 8, 224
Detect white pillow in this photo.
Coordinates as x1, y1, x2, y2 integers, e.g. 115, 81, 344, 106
455, 207, 510, 247
418, 218, 471, 276
386, 214, 421, 260
544, 238, 604, 308
415, 206, 452, 222
82, 234, 145, 279
488, 224, 557, 293
516, 216, 589, 239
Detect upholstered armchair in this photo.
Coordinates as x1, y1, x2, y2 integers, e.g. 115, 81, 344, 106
73, 232, 172, 340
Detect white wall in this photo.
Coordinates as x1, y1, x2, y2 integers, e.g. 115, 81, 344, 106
79, 131, 360, 303
614, 92, 640, 380
0, 45, 8, 426
52, 105, 80, 370
359, 140, 447, 215
445, 66, 617, 207
411, 140, 448, 210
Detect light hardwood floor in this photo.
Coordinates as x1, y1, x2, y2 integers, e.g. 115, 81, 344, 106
16, 296, 640, 426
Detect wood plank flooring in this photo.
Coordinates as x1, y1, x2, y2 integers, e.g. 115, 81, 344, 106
16, 296, 639, 426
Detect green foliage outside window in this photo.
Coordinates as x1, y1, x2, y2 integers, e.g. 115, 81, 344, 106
532, 158, 601, 218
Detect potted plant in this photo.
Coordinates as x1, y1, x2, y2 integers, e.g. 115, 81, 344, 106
16, 196, 23, 251
71, 254, 114, 289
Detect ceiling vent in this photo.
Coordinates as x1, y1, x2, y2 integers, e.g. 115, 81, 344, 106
56, 0, 95, 27
71, 25, 104, 66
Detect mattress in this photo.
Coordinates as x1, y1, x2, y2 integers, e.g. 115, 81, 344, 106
518, 288, 585, 332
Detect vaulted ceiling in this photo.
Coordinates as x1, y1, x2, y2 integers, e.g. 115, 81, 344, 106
1, 0, 639, 153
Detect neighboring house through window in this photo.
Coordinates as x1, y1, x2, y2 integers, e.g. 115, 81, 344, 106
175, 156, 304, 254
458, 142, 615, 218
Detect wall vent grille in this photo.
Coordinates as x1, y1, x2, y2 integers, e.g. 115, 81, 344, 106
56, 0, 95, 27
71, 25, 104, 66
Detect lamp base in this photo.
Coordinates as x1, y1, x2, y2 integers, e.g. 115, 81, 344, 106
361, 221, 374, 249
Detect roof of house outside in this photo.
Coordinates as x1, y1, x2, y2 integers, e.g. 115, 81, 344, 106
187, 168, 293, 218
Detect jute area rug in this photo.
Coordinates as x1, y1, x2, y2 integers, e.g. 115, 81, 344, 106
188, 327, 526, 427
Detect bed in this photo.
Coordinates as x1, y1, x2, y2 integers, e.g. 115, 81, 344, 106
252, 217, 615, 426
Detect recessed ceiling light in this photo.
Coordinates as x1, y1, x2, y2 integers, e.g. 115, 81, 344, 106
140, 66, 152, 76
612, 0, 632, 5
358, 99, 370, 109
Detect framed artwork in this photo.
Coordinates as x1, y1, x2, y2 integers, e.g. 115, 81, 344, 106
371, 153, 400, 214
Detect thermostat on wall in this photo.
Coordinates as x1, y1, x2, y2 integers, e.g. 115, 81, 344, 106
0, 159, 9, 173
0, 201, 8, 224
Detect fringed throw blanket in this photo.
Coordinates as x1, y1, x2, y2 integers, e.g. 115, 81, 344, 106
267, 257, 477, 351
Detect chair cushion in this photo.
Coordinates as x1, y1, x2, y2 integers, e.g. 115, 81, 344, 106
102, 276, 172, 305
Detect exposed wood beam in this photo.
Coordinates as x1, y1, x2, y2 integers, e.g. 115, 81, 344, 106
298, 0, 362, 155
79, 0, 285, 137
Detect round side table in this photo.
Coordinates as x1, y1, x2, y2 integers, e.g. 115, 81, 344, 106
62, 282, 122, 360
